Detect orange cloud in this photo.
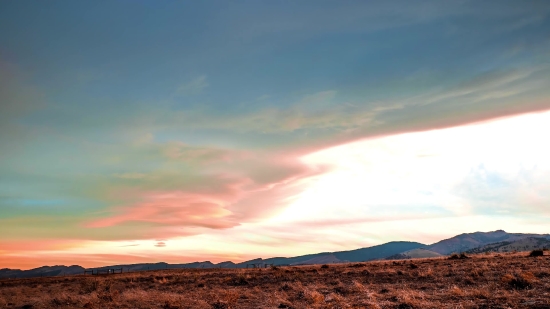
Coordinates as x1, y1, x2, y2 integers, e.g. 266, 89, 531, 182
0, 240, 82, 252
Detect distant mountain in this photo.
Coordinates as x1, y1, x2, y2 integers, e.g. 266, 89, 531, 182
233, 241, 425, 267
385, 248, 442, 260
0, 242, 424, 278
291, 254, 348, 266
426, 230, 550, 255
332, 241, 425, 262
0, 265, 84, 279
216, 261, 236, 268
239, 253, 332, 267
1, 230, 547, 279
465, 237, 550, 254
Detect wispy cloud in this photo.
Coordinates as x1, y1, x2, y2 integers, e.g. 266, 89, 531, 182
2, 0, 550, 268
154, 241, 166, 248
175, 75, 208, 96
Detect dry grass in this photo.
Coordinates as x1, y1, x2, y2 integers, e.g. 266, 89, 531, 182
1, 251, 549, 308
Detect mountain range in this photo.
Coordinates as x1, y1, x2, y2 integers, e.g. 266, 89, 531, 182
2, 230, 548, 279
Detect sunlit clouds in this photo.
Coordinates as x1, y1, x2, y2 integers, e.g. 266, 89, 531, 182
4, 112, 550, 268
1, 1, 550, 269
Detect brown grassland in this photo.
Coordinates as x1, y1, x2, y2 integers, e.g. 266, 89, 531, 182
1, 251, 549, 309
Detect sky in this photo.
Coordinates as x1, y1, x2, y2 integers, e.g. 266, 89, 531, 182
1, 0, 550, 269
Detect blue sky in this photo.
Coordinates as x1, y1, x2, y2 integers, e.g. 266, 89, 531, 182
1, 1, 550, 268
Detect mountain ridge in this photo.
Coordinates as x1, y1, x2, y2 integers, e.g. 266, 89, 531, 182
426, 229, 550, 254
2, 230, 548, 279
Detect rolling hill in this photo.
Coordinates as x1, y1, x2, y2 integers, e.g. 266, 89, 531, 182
385, 248, 442, 260
465, 237, 550, 254
426, 230, 550, 254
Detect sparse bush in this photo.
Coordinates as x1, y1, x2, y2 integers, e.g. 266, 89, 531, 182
162, 301, 180, 309
333, 284, 353, 296
210, 300, 229, 309
528, 249, 544, 257
450, 285, 464, 296
279, 283, 292, 291
306, 290, 324, 304
448, 253, 469, 260
501, 272, 536, 290
229, 275, 248, 286
80, 278, 101, 294
320, 264, 329, 269
2, 253, 549, 309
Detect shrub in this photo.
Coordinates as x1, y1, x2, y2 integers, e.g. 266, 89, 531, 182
229, 275, 248, 286
501, 272, 536, 290
320, 264, 329, 269
528, 249, 544, 257
80, 279, 101, 294
210, 300, 229, 309
448, 253, 469, 260
279, 283, 292, 291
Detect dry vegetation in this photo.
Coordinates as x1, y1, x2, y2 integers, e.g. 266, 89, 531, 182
1, 252, 549, 309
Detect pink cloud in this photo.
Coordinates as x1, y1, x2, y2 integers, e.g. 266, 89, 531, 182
87, 191, 237, 228
154, 241, 166, 247
86, 152, 331, 237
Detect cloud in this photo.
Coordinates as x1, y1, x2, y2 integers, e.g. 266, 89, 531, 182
87, 191, 236, 229
119, 243, 140, 247
84, 146, 329, 236
154, 241, 166, 247
2, 1, 550, 269
160, 66, 550, 154
175, 75, 208, 96
3, 64, 549, 246
162, 142, 240, 164
113, 173, 147, 180
0, 240, 82, 253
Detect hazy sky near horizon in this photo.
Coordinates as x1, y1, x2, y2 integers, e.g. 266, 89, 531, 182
1, 0, 550, 269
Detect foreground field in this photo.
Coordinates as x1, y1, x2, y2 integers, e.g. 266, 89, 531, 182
1, 252, 549, 309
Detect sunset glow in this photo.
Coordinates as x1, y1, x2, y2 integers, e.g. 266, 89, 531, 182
1, 1, 549, 270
